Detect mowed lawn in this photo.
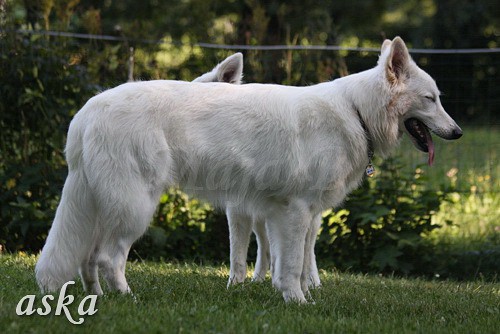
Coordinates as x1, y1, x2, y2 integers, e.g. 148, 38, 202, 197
1, 254, 498, 334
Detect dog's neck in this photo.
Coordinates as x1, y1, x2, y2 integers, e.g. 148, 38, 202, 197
355, 107, 375, 177
338, 67, 401, 159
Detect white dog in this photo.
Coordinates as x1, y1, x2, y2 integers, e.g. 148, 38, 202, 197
36, 37, 462, 303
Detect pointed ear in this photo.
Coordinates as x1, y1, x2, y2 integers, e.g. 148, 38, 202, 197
386, 37, 410, 86
381, 39, 392, 53
216, 53, 244, 84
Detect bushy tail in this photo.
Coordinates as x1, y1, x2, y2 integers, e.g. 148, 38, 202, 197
35, 169, 96, 293
35, 114, 97, 293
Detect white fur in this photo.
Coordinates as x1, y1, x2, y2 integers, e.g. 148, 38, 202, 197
192, 53, 280, 285
36, 37, 461, 303
198, 54, 322, 288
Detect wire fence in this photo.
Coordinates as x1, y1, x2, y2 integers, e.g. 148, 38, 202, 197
12, 29, 500, 53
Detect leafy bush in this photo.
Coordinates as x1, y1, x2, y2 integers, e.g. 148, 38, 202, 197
316, 156, 446, 275
0, 32, 97, 251
131, 188, 229, 262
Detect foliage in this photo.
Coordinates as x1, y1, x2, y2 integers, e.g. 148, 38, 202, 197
6, 1, 499, 123
431, 171, 499, 252
0, 31, 96, 251
131, 188, 229, 262
425, 172, 500, 280
317, 156, 445, 275
316, 154, 499, 279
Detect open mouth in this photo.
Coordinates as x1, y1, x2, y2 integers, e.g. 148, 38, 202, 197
404, 118, 435, 166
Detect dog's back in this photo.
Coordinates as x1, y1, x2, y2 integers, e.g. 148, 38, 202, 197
76, 80, 365, 212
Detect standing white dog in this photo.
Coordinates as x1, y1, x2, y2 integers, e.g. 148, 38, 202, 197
36, 37, 462, 303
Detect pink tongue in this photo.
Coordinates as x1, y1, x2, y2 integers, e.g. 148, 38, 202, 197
426, 131, 435, 166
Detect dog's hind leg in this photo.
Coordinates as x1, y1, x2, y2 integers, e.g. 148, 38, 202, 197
83, 127, 171, 294
226, 207, 252, 287
99, 238, 133, 293
252, 218, 270, 282
265, 199, 311, 303
97, 188, 161, 294
79, 243, 103, 295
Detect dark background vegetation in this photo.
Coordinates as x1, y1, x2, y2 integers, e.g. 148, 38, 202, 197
0, 0, 498, 280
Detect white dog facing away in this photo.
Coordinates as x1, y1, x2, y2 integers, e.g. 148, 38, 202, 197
36, 37, 462, 303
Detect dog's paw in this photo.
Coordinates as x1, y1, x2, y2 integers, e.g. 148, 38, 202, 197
251, 272, 266, 282
282, 289, 307, 304
226, 275, 246, 288
307, 276, 321, 289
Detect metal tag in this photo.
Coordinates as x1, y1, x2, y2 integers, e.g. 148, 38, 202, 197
365, 164, 375, 177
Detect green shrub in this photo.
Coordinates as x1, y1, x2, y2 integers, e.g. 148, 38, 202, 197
0, 32, 96, 251
317, 156, 445, 275
131, 188, 230, 262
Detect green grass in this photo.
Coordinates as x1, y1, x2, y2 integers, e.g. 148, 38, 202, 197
429, 190, 499, 251
397, 125, 499, 256
1, 254, 499, 334
397, 126, 499, 192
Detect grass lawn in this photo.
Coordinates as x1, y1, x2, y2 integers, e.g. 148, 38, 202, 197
396, 125, 499, 192
1, 254, 498, 334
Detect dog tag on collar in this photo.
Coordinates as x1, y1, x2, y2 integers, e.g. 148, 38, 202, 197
365, 164, 375, 177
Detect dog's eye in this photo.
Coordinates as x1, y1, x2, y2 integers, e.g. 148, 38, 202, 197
424, 95, 436, 102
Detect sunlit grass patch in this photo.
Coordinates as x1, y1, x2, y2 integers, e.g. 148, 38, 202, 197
397, 126, 499, 192
431, 190, 499, 251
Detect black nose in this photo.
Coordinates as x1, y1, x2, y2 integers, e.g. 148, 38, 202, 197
451, 127, 463, 139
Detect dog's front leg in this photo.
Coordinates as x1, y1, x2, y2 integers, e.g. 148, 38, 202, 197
265, 199, 311, 303
299, 213, 322, 301
226, 207, 253, 287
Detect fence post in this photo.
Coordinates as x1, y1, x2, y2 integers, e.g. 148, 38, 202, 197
127, 46, 134, 82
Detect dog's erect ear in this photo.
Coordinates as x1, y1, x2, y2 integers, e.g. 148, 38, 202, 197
385, 36, 410, 86
381, 39, 392, 53
192, 53, 244, 84
216, 52, 244, 84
